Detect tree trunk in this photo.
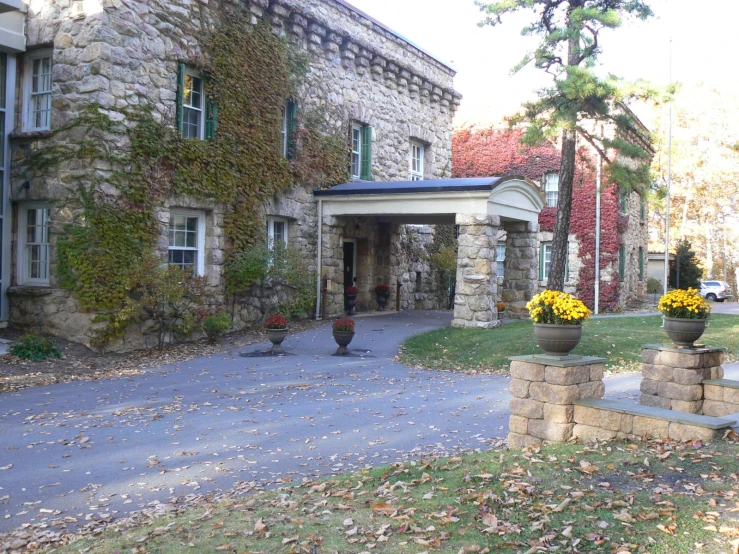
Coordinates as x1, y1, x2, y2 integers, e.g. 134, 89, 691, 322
547, 126, 577, 291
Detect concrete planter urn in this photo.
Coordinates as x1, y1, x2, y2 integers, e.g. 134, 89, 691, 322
345, 286, 358, 315
533, 323, 583, 356
663, 317, 706, 348
375, 285, 390, 311
332, 317, 356, 355
265, 314, 289, 354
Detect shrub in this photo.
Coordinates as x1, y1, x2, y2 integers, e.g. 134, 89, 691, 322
646, 277, 662, 295
203, 311, 232, 343
344, 286, 358, 295
497, 302, 506, 312
527, 290, 591, 325
332, 318, 355, 333
265, 314, 288, 329
10, 332, 63, 361
374, 284, 390, 294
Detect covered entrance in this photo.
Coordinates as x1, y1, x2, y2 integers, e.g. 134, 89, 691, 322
314, 176, 545, 328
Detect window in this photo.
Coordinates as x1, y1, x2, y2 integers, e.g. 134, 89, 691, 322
409, 141, 424, 181
350, 123, 372, 180
543, 173, 559, 207
168, 210, 205, 275
176, 64, 218, 140
266, 217, 288, 249
19, 204, 51, 285
281, 100, 297, 159
23, 50, 53, 132
539, 242, 569, 281
496, 243, 506, 277
618, 246, 626, 282
640, 197, 647, 221
638, 247, 644, 281
620, 189, 628, 214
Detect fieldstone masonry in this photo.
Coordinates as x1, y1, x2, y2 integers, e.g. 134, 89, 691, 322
507, 355, 606, 449
639, 344, 725, 414
501, 221, 539, 319
452, 213, 500, 329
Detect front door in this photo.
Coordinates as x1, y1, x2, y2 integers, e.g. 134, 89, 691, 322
343, 240, 355, 311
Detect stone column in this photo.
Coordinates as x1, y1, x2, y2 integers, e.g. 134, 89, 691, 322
640, 344, 725, 414
501, 221, 539, 319
321, 215, 345, 317
451, 213, 500, 329
508, 355, 606, 448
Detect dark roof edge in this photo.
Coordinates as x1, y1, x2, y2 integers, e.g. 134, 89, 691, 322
314, 182, 497, 197
332, 0, 457, 74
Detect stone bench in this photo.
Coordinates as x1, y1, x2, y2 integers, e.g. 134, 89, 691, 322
573, 398, 736, 443
703, 379, 739, 417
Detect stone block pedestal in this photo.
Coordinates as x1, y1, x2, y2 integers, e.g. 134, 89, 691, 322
639, 344, 725, 414
507, 354, 607, 449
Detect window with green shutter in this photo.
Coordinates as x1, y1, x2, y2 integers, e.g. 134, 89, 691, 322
619, 246, 626, 282
176, 64, 218, 140
640, 197, 646, 221
620, 189, 628, 214
639, 247, 644, 281
360, 125, 372, 180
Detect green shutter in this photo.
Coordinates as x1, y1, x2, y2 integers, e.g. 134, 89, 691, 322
619, 247, 626, 282
360, 125, 372, 180
620, 190, 628, 214
205, 97, 218, 140
640, 197, 646, 221
286, 100, 297, 160
176, 63, 186, 136
639, 247, 644, 281
565, 243, 570, 282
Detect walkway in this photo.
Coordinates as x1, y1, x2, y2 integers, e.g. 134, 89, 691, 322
0, 310, 736, 536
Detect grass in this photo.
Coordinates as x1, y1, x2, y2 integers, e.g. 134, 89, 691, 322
398, 314, 739, 374
53, 439, 739, 553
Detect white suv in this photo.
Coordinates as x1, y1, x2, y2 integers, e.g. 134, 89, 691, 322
700, 281, 734, 302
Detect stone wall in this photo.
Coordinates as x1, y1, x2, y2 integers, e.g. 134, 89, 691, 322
9, 0, 458, 348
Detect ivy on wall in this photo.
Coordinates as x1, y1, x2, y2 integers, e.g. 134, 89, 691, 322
20, 14, 349, 344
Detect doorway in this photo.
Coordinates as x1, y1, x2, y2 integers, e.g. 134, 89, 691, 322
343, 239, 356, 312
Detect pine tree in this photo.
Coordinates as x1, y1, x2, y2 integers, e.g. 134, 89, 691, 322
477, 0, 657, 291
669, 239, 702, 290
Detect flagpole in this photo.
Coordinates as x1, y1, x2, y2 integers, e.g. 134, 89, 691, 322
663, 38, 672, 297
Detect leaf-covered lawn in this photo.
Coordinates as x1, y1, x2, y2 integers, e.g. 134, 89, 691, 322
54, 438, 739, 553
398, 314, 739, 374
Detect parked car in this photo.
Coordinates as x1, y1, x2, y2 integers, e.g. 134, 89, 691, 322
699, 281, 734, 302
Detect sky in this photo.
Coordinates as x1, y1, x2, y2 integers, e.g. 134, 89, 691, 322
346, 0, 739, 131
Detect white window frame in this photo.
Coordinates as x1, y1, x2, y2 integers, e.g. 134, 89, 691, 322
350, 124, 362, 180
496, 243, 506, 277
182, 68, 205, 140
266, 216, 288, 249
23, 49, 53, 132
168, 209, 205, 276
18, 202, 51, 286
409, 141, 425, 181
541, 241, 570, 282
543, 172, 559, 208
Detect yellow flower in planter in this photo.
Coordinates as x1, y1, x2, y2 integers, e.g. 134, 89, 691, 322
526, 290, 591, 325
658, 288, 710, 320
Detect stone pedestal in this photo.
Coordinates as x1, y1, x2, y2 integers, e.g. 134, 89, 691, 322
507, 354, 607, 449
500, 221, 539, 320
451, 213, 500, 329
639, 344, 725, 414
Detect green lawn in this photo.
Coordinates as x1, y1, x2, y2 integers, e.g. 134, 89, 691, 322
54, 439, 739, 554
399, 314, 739, 373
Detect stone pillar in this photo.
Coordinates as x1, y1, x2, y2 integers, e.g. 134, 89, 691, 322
501, 221, 539, 319
640, 344, 725, 414
321, 215, 345, 317
507, 355, 606, 448
451, 213, 500, 329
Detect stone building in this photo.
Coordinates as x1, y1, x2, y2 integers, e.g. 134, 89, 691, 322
4, 0, 477, 348
453, 126, 652, 313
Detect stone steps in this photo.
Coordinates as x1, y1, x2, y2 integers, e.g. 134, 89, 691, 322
573, 398, 736, 443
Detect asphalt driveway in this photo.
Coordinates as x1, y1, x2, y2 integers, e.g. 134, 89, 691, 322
1, 309, 736, 537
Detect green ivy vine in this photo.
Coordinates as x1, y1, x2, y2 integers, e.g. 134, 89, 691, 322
20, 13, 349, 345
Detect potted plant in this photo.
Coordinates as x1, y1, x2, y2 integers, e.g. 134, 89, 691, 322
344, 286, 358, 315
658, 287, 710, 348
332, 317, 355, 355
375, 284, 390, 311
264, 313, 289, 353
526, 290, 591, 356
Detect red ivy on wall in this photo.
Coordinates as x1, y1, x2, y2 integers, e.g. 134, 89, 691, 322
452, 128, 621, 310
